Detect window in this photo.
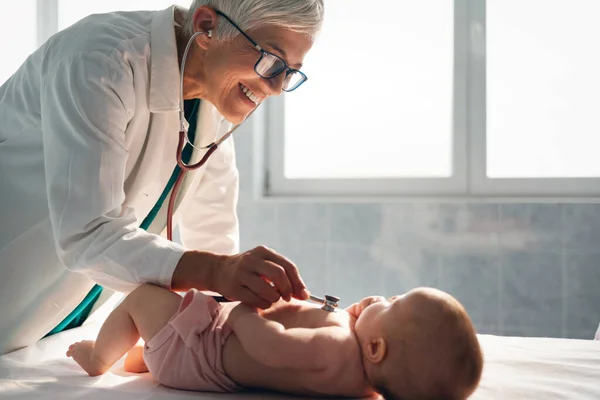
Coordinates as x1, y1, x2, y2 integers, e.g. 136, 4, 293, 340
0, 2, 37, 86
58, 0, 191, 30
268, 0, 463, 196
487, 0, 600, 179
266, 0, 600, 197
472, 0, 600, 195
284, 0, 454, 180
1, 1, 191, 85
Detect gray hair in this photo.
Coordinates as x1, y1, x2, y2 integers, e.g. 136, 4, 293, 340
183, 0, 324, 41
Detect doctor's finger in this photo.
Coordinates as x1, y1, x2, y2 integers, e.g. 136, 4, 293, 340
259, 250, 307, 300
254, 261, 292, 301
238, 287, 271, 310
245, 274, 281, 305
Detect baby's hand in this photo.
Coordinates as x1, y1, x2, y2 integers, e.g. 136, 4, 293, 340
358, 296, 387, 312
346, 296, 387, 318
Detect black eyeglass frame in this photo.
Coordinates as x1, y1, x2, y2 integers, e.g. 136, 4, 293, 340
215, 10, 308, 92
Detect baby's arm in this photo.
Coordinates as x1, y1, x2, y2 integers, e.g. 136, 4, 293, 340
229, 304, 345, 370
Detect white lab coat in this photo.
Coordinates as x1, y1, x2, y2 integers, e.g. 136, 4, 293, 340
0, 6, 239, 355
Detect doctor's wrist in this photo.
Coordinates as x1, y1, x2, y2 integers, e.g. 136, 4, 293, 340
171, 250, 225, 292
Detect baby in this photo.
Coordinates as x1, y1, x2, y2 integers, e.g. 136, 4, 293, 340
68, 284, 483, 399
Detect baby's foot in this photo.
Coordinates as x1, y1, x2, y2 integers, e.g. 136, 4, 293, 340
66, 340, 108, 376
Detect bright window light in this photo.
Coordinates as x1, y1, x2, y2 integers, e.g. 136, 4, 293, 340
58, 0, 192, 30
0, 2, 37, 86
283, 0, 454, 179
487, 0, 600, 178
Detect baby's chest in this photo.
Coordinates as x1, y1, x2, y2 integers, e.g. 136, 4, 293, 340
261, 302, 351, 329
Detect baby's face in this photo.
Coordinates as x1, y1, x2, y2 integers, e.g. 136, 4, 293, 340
354, 288, 443, 342
354, 294, 408, 340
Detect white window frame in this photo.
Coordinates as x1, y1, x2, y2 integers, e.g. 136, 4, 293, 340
1, 1, 55, 86
36, 0, 58, 48
264, 0, 600, 198
468, 0, 600, 196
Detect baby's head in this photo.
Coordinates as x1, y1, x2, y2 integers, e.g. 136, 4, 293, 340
354, 288, 483, 400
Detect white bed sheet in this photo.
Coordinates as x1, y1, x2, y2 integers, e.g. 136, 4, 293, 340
1, 296, 599, 399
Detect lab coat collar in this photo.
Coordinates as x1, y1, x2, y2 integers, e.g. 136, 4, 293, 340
149, 5, 182, 112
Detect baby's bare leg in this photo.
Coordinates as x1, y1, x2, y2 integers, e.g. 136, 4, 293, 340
67, 284, 182, 376
124, 344, 148, 373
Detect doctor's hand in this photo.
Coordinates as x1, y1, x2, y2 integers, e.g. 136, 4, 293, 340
213, 246, 309, 309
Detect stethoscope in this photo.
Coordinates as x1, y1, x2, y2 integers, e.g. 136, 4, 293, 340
166, 29, 256, 242
168, 30, 340, 312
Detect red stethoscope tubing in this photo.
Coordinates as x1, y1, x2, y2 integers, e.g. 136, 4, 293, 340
166, 130, 219, 241
166, 101, 255, 241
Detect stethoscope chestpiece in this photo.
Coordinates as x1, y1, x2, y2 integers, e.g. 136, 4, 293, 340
309, 294, 340, 312
323, 295, 340, 312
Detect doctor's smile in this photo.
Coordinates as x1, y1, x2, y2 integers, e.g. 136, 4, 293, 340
177, 8, 311, 125
239, 83, 263, 106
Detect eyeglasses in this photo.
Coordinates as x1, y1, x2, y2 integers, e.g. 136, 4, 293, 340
215, 11, 308, 92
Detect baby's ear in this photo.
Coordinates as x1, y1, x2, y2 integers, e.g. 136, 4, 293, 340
364, 337, 387, 364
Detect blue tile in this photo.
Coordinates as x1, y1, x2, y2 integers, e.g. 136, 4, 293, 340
327, 244, 384, 307
462, 204, 501, 247
438, 254, 500, 328
414, 203, 449, 235
383, 203, 451, 250
501, 253, 563, 335
474, 325, 501, 335
329, 204, 383, 247
501, 325, 563, 338
274, 244, 328, 297
278, 203, 329, 244
380, 246, 439, 296
564, 204, 600, 253
437, 204, 499, 235
499, 204, 563, 252
466, 203, 501, 222
409, 204, 501, 252
238, 203, 280, 251
382, 203, 499, 252
565, 330, 598, 340
566, 253, 600, 294
419, 251, 441, 288
380, 248, 420, 297
565, 253, 600, 335
380, 203, 420, 247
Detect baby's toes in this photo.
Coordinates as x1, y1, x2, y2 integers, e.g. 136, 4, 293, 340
66, 343, 78, 356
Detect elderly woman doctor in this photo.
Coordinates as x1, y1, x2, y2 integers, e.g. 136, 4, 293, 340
0, 0, 324, 355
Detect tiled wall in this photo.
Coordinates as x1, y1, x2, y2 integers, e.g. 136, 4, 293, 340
233, 122, 600, 339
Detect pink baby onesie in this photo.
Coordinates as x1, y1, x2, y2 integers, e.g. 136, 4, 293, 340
143, 289, 241, 392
